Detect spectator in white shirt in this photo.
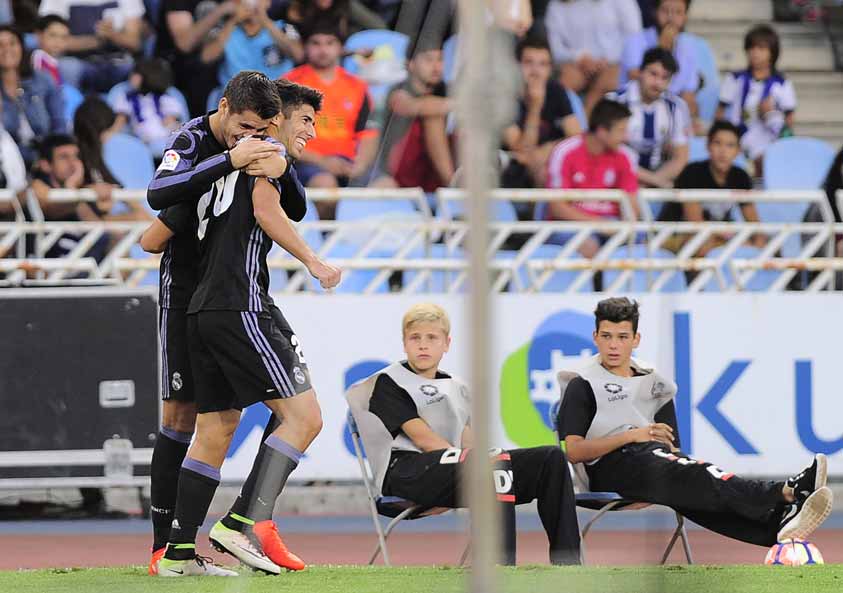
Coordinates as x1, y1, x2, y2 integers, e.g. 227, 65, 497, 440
545, 0, 642, 114
607, 47, 690, 189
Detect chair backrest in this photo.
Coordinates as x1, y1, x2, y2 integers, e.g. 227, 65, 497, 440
703, 245, 779, 291
442, 34, 459, 83
763, 137, 836, 191
104, 133, 156, 190
62, 85, 84, 125
603, 245, 687, 293
552, 372, 592, 494
346, 375, 396, 497
685, 33, 720, 123
343, 29, 409, 77
566, 89, 588, 130
404, 242, 467, 293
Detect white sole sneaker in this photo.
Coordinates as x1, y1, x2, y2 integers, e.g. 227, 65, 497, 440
814, 454, 828, 491
157, 556, 238, 577
209, 521, 281, 575
778, 486, 834, 542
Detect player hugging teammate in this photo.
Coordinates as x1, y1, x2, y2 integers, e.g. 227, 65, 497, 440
142, 70, 341, 577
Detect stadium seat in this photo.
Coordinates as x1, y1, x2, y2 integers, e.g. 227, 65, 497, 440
702, 246, 780, 292
439, 197, 518, 222
404, 242, 467, 293
345, 386, 469, 566
549, 397, 693, 565
106, 81, 190, 124
688, 136, 749, 171
685, 33, 719, 123
498, 244, 582, 292
62, 85, 84, 125
442, 34, 459, 83
566, 89, 587, 130
104, 133, 156, 190
602, 245, 686, 292
268, 201, 324, 293
342, 30, 409, 109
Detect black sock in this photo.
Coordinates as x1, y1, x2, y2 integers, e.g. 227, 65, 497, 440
164, 457, 220, 560
150, 428, 192, 552
222, 432, 300, 530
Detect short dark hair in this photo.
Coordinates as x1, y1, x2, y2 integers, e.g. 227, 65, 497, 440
744, 24, 780, 69
222, 71, 281, 120
301, 18, 344, 43
707, 120, 741, 144
595, 297, 640, 333
274, 79, 323, 117
134, 58, 172, 95
656, 0, 692, 9
640, 47, 678, 75
515, 35, 551, 61
38, 133, 77, 162
588, 98, 632, 133
36, 14, 69, 31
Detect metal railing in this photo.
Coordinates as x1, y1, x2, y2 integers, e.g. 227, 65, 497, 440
2, 188, 841, 293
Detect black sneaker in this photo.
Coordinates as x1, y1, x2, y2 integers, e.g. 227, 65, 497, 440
786, 454, 828, 503
778, 486, 833, 542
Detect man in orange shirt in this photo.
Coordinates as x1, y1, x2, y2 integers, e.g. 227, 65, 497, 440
285, 20, 380, 219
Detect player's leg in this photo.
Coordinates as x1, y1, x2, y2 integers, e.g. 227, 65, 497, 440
508, 446, 581, 565
149, 308, 197, 573
589, 442, 832, 545
385, 447, 517, 565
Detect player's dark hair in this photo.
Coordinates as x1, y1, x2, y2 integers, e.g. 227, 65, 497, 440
36, 14, 69, 31
515, 35, 551, 61
640, 47, 678, 75
222, 71, 281, 120
38, 133, 77, 162
744, 24, 780, 69
656, 0, 691, 9
588, 99, 632, 133
274, 79, 323, 116
134, 58, 172, 95
707, 120, 741, 144
301, 17, 344, 43
595, 297, 640, 333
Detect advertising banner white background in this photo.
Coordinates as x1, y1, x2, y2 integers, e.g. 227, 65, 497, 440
221, 294, 843, 482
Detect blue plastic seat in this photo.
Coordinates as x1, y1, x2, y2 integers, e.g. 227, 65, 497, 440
602, 245, 686, 292
335, 198, 420, 222
703, 246, 779, 292
763, 137, 836, 191
342, 30, 409, 109
442, 34, 459, 83
440, 198, 518, 222
685, 33, 719, 123
62, 85, 85, 125
104, 133, 156, 190
404, 243, 466, 293
566, 89, 587, 130
497, 244, 582, 292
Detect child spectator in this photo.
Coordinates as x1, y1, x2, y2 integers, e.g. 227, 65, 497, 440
716, 24, 796, 172
32, 15, 69, 86
112, 58, 184, 155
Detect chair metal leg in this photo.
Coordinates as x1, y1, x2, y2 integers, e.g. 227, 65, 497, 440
458, 541, 470, 566
581, 501, 624, 540
660, 512, 693, 565
368, 506, 419, 565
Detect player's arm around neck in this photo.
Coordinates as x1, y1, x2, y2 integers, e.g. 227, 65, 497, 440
401, 418, 454, 452
252, 178, 341, 289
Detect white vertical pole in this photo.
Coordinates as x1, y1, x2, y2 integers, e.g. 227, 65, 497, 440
457, 1, 498, 592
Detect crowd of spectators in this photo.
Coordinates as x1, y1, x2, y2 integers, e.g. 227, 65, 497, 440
2, 0, 841, 270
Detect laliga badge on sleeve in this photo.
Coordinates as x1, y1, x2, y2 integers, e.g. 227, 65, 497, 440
158, 150, 181, 172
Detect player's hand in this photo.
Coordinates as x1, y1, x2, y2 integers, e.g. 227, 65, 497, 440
321, 156, 353, 177
94, 19, 115, 41
65, 161, 85, 189
245, 153, 288, 178
525, 77, 546, 108
91, 182, 115, 214
229, 139, 282, 169
307, 258, 342, 290
628, 423, 675, 446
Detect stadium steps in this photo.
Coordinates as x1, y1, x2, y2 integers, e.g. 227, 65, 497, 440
688, 0, 843, 148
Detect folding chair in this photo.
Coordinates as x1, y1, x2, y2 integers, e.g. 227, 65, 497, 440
345, 378, 469, 566
550, 387, 693, 565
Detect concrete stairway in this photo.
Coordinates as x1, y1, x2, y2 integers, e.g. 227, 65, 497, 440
687, 0, 843, 149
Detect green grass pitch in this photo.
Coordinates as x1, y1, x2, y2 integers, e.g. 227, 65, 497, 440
2, 565, 843, 593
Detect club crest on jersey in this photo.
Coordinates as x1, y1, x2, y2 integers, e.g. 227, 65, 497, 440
603, 169, 617, 185
158, 150, 181, 172
293, 367, 306, 385
171, 371, 183, 391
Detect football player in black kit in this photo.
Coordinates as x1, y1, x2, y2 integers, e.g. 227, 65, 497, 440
153, 80, 340, 577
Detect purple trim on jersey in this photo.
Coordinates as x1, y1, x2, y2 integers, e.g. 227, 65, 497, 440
161, 426, 194, 444
182, 456, 221, 481
264, 435, 303, 464
245, 224, 262, 311
160, 241, 173, 308
159, 308, 169, 399
240, 311, 295, 397
149, 153, 229, 191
